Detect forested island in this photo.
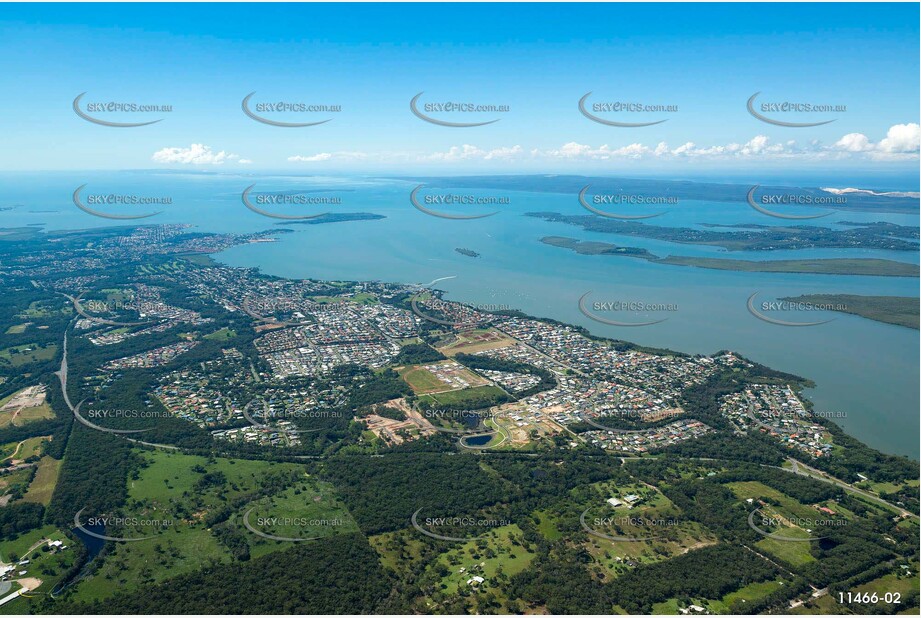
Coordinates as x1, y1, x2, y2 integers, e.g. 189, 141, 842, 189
780, 294, 920, 329
276, 212, 385, 226
528, 212, 919, 252
540, 236, 919, 277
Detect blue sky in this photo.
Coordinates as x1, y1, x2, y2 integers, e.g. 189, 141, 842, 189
1, 3, 918, 176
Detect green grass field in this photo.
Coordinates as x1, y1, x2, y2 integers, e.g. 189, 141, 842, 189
0, 401, 54, 429
369, 529, 429, 575
0, 343, 57, 367
69, 449, 313, 603
721, 579, 787, 608
437, 328, 517, 356
1, 435, 49, 462
534, 511, 563, 541
0, 525, 76, 614
792, 567, 920, 614
244, 476, 359, 559
754, 530, 816, 566
726, 480, 827, 521
849, 566, 920, 601
579, 481, 718, 577
727, 481, 820, 566
15, 300, 70, 319
140, 259, 194, 273
0, 466, 33, 496
650, 598, 682, 614
369, 529, 427, 574
426, 524, 536, 611
648, 581, 787, 618
21, 456, 62, 505
204, 327, 236, 341
483, 418, 509, 446
399, 361, 490, 396
400, 366, 448, 394
419, 385, 507, 409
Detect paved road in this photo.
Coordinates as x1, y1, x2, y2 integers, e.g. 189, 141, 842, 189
787, 458, 916, 520
53, 331, 73, 412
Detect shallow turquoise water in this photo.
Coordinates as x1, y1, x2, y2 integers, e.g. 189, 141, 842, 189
2, 171, 917, 457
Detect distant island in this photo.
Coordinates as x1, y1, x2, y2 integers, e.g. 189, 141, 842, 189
455, 248, 480, 258
528, 212, 919, 252
0, 226, 45, 241
541, 236, 656, 259
780, 294, 920, 329
276, 213, 385, 226
657, 256, 919, 278
396, 174, 920, 214
540, 236, 919, 278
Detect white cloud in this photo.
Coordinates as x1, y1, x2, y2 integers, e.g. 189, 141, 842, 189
287, 151, 368, 162
484, 145, 523, 160
877, 123, 920, 153
833, 133, 871, 152
151, 143, 243, 165
530, 124, 918, 162
738, 135, 770, 155
279, 123, 919, 167
421, 144, 523, 161
829, 123, 920, 161
537, 142, 653, 160
288, 153, 333, 162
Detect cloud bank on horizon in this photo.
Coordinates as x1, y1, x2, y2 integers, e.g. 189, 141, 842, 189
155, 123, 920, 168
